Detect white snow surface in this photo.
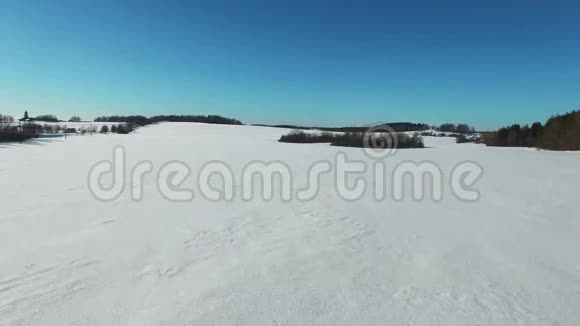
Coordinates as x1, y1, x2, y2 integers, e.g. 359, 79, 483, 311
0, 122, 579, 325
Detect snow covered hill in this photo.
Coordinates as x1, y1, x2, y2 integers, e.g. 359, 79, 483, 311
0, 123, 579, 324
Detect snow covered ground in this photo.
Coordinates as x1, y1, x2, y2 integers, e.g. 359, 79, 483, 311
0, 122, 579, 325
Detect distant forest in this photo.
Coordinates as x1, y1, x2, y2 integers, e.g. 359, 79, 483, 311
94, 115, 243, 126
255, 122, 431, 133
484, 110, 580, 151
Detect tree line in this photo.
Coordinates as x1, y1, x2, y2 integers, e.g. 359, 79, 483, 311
436, 123, 476, 134
257, 122, 430, 133
484, 110, 580, 150
264, 122, 478, 135
94, 114, 243, 126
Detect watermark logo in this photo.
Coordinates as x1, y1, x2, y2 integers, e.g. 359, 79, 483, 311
88, 125, 483, 203
362, 123, 398, 159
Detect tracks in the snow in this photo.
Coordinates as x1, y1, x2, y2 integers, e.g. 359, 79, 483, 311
0, 259, 102, 320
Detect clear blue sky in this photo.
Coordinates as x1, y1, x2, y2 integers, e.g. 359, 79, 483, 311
1, 0, 579, 130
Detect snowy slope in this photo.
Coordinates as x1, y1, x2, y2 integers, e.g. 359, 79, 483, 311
0, 122, 579, 325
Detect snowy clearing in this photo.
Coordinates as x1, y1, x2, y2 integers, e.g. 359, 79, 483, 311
0, 122, 579, 325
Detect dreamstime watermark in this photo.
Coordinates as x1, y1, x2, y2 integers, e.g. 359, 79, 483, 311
87, 124, 483, 203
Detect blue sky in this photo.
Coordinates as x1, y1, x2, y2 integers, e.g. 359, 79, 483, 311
1, 0, 579, 130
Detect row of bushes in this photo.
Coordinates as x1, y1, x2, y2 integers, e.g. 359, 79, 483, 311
332, 132, 424, 149
456, 134, 484, 144
279, 130, 424, 149
420, 131, 464, 138
0, 124, 40, 143
63, 124, 134, 135
278, 131, 336, 143
485, 110, 580, 150
109, 124, 135, 134
0, 130, 38, 143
